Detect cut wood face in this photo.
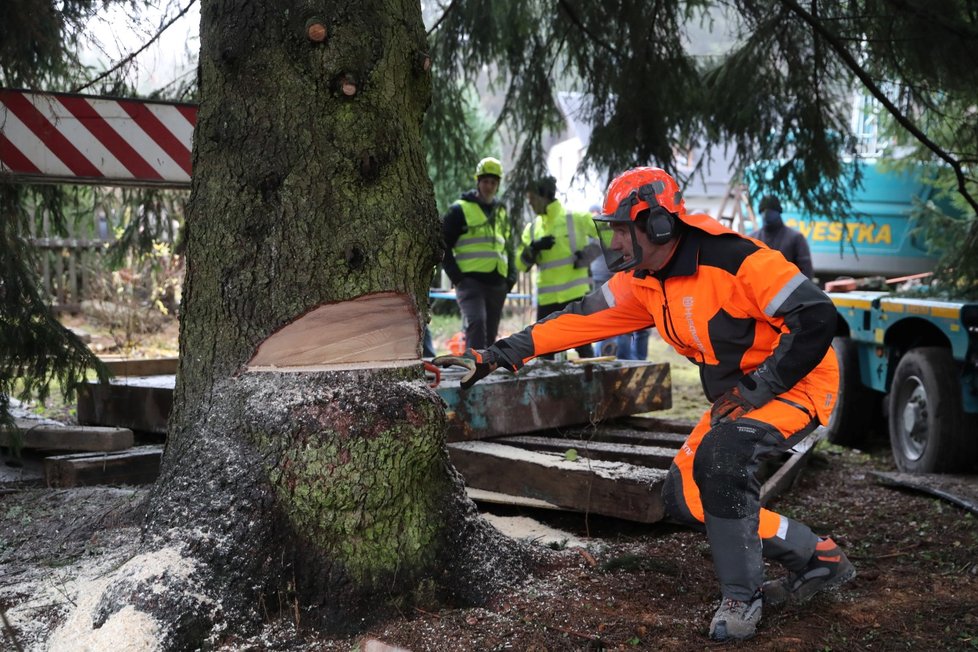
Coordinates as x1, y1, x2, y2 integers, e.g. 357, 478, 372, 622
246, 292, 421, 372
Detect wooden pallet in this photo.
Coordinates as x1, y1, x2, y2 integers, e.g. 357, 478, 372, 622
451, 418, 825, 523
1, 421, 133, 452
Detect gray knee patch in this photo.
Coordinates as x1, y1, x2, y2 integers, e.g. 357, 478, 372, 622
693, 421, 764, 519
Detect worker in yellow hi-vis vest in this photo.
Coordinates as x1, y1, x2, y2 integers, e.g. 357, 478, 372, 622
517, 176, 601, 359
441, 157, 516, 349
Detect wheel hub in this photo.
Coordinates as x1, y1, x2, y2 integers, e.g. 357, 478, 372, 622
899, 376, 929, 460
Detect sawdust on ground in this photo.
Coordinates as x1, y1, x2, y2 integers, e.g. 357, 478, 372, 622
3, 441, 978, 651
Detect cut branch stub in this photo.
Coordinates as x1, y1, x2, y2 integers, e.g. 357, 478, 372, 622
306, 20, 328, 43
340, 74, 358, 96
246, 292, 421, 371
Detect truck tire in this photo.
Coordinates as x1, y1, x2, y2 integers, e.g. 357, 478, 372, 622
825, 337, 882, 447
888, 347, 976, 473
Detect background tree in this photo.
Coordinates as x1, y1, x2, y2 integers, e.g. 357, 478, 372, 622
424, 83, 502, 214
429, 0, 978, 295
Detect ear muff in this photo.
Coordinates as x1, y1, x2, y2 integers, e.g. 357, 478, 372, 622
645, 206, 676, 245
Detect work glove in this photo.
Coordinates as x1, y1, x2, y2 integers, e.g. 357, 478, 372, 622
431, 348, 499, 390
573, 242, 602, 268
710, 387, 757, 427
529, 235, 556, 253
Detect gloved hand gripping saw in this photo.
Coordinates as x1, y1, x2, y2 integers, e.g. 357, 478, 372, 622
431, 345, 519, 390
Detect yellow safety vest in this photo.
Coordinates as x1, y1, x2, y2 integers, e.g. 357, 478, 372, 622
453, 199, 510, 277
518, 200, 597, 305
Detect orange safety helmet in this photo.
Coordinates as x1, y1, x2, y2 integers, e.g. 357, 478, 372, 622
594, 167, 685, 272
600, 167, 685, 222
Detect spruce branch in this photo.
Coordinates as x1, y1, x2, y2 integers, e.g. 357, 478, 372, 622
72, 0, 198, 94
778, 0, 978, 217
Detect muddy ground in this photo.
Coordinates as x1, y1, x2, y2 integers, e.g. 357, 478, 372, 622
2, 438, 977, 651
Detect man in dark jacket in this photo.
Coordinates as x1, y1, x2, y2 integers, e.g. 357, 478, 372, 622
750, 195, 814, 279
441, 157, 516, 349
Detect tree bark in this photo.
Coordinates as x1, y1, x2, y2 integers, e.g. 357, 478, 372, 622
62, 0, 526, 647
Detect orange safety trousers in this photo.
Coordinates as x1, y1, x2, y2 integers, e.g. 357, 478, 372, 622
673, 386, 815, 539
674, 381, 828, 539
663, 379, 836, 600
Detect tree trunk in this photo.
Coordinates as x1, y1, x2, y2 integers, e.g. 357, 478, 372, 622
61, 0, 526, 647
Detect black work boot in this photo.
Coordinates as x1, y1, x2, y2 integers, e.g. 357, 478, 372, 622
763, 537, 856, 607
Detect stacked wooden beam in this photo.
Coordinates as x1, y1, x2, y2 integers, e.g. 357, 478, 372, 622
61, 357, 820, 521
449, 416, 823, 523
0, 420, 162, 488
75, 359, 672, 439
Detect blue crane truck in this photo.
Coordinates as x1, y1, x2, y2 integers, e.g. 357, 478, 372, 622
745, 160, 977, 472
825, 290, 978, 472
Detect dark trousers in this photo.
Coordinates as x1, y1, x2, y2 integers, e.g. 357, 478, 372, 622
536, 300, 594, 359
455, 277, 508, 349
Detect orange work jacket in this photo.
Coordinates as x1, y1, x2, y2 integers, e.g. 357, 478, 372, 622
490, 212, 839, 425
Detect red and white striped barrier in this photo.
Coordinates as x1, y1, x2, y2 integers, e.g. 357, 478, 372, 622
1, 88, 196, 188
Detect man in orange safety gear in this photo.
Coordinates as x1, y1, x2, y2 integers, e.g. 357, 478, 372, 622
433, 166, 856, 642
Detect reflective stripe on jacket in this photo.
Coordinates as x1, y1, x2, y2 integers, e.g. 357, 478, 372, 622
493, 212, 839, 425
453, 199, 510, 277
517, 199, 597, 306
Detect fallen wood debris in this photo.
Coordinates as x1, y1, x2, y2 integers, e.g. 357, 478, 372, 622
1, 421, 133, 452
43, 445, 163, 488
870, 471, 978, 516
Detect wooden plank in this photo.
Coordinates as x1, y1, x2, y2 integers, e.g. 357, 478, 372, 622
760, 429, 824, 506
494, 435, 677, 468
448, 440, 667, 523
44, 445, 163, 487
1, 423, 133, 451
100, 357, 179, 376
615, 415, 696, 433
559, 425, 688, 448
77, 376, 175, 434
443, 360, 671, 441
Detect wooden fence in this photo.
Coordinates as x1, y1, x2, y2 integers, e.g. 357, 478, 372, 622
25, 206, 122, 312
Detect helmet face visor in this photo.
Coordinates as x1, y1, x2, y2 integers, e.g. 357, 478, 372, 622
593, 217, 643, 273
